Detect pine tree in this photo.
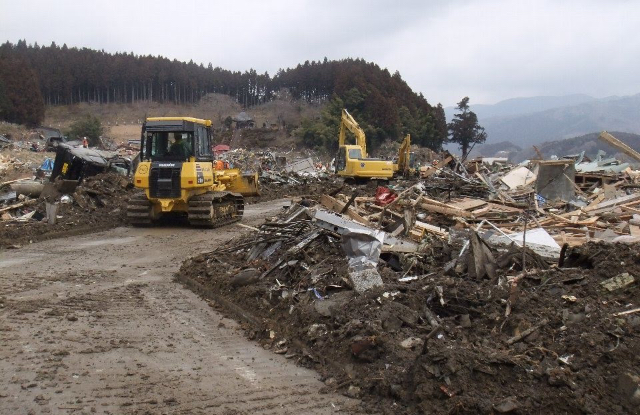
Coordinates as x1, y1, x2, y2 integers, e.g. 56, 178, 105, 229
447, 97, 486, 159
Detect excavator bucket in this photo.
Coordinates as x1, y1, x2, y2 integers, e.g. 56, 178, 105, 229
215, 169, 260, 197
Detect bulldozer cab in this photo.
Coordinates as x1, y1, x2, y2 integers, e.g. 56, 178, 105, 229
140, 118, 213, 162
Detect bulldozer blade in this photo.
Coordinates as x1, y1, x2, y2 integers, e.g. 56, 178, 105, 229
227, 172, 260, 197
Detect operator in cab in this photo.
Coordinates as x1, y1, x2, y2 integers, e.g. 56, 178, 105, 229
169, 133, 192, 160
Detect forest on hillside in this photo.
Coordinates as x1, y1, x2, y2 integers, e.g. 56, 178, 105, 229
0, 40, 446, 150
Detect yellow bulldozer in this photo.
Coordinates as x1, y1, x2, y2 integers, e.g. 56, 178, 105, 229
127, 117, 259, 227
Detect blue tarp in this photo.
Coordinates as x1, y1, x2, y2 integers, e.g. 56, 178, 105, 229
40, 158, 54, 171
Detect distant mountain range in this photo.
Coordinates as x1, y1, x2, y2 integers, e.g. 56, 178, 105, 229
472, 131, 640, 165
446, 94, 596, 120
446, 93, 640, 149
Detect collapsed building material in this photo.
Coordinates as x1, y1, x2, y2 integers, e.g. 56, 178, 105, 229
535, 159, 576, 201
341, 229, 385, 292
50, 143, 131, 183
178, 182, 640, 415
500, 166, 536, 189
283, 157, 316, 174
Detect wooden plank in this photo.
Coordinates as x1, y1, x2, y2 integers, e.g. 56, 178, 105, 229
420, 156, 453, 179
471, 206, 492, 216
621, 199, 640, 207
420, 197, 459, 209
355, 196, 375, 203
483, 202, 523, 213
0, 176, 32, 187
552, 235, 594, 247
599, 131, 640, 162
547, 212, 572, 223
414, 220, 449, 238
320, 194, 373, 227
621, 205, 640, 215
409, 228, 425, 241
0, 200, 37, 214
416, 202, 475, 218
450, 198, 487, 211
586, 193, 640, 213
587, 194, 605, 208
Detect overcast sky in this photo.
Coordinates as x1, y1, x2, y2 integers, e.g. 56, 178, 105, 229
1, 0, 639, 107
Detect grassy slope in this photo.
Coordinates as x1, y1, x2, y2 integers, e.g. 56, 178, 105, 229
44, 92, 323, 146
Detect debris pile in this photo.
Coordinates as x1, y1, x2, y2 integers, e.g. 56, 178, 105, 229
178, 174, 640, 413
0, 172, 134, 248
217, 148, 336, 203
0, 153, 38, 183
50, 143, 132, 182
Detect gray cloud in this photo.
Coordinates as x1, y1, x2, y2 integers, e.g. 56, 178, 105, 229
1, 0, 638, 106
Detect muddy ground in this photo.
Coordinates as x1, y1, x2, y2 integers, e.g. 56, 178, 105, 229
178, 211, 640, 414
0, 199, 363, 414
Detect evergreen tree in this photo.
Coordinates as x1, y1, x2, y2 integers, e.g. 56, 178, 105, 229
447, 97, 486, 159
0, 56, 44, 125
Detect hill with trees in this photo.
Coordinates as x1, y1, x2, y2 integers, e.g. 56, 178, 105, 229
0, 40, 446, 151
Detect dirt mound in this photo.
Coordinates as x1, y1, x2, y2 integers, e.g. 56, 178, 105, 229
178, 213, 640, 414
0, 172, 134, 248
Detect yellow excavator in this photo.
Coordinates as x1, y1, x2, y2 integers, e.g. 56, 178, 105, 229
335, 109, 394, 180
127, 117, 259, 227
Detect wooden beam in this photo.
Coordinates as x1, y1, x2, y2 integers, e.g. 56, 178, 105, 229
599, 131, 640, 162
319, 194, 374, 227
0, 177, 32, 187
0, 199, 37, 214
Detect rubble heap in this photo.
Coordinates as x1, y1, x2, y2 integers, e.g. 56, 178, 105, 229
178, 181, 640, 414
0, 172, 134, 248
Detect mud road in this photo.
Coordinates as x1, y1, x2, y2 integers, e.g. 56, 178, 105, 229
0, 199, 360, 414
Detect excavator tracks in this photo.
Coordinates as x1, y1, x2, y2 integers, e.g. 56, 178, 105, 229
126, 192, 153, 226
187, 192, 244, 228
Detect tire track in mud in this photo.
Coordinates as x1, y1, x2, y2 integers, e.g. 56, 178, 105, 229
0, 199, 362, 414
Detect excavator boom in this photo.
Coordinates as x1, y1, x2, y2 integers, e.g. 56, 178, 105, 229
340, 109, 368, 157
396, 134, 411, 174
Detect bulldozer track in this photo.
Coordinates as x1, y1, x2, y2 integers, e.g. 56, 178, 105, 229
188, 191, 244, 228
126, 192, 152, 226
